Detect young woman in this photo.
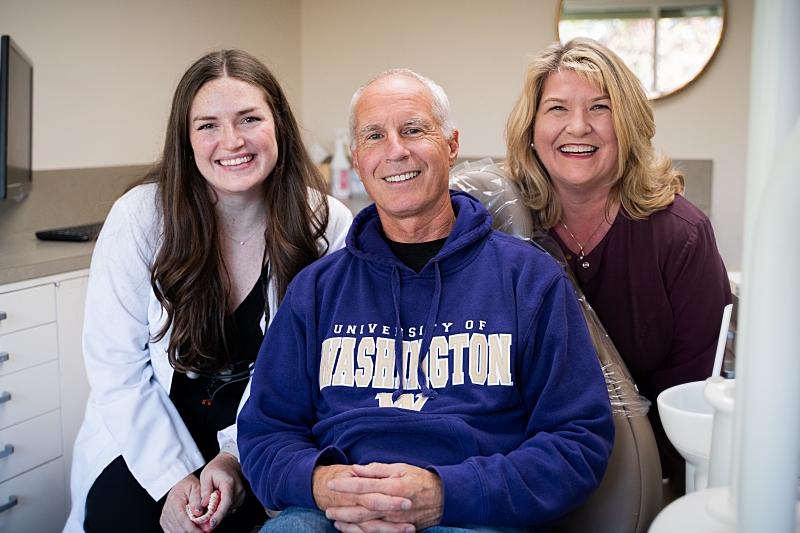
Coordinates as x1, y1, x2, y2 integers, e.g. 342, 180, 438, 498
64, 49, 352, 533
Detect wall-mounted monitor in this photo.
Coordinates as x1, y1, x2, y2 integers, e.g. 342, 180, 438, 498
0, 35, 33, 200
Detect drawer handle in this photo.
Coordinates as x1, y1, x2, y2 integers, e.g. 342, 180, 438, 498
0, 444, 13, 459
0, 311, 6, 321
0, 352, 7, 363
0, 392, 10, 404
0, 495, 18, 514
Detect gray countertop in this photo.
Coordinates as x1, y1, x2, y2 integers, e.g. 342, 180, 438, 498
0, 165, 145, 286
0, 231, 95, 285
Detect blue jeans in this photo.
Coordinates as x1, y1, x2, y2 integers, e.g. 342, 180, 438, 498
259, 506, 530, 533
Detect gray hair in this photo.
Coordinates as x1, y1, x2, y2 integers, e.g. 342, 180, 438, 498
348, 68, 456, 150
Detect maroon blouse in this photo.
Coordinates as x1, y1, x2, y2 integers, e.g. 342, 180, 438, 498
550, 194, 732, 478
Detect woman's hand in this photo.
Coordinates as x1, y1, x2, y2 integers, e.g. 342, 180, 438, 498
159, 453, 245, 533
160, 474, 205, 533
197, 452, 247, 530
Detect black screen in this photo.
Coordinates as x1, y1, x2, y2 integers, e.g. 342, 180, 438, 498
0, 36, 33, 200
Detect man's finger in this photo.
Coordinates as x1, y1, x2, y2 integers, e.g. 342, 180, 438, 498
326, 504, 382, 523
360, 492, 412, 512
328, 482, 412, 510
330, 477, 413, 505
334, 519, 415, 533
352, 463, 405, 479
329, 476, 392, 494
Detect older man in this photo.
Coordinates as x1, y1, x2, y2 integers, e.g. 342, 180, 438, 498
238, 70, 614, 533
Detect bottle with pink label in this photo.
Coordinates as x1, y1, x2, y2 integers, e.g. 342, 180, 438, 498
330, 129, 351, 199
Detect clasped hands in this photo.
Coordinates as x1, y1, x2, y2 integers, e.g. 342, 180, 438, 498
313, 462, 444, 533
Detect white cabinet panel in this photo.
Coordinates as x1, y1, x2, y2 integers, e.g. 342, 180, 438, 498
0, 458, 67, 533
0, 323, 59, 377
55, 276, 89, 505
0, 410, 62, 484
0, 361, 60, 430
0, 285, 56, 336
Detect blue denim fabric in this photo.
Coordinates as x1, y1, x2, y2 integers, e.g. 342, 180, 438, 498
425, 526, 528, 533
259, 506, 338, 533
259, 506, 530, 533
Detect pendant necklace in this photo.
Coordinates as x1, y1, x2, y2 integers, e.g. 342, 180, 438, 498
227, 221, 265, 246
559, 216, 606, 268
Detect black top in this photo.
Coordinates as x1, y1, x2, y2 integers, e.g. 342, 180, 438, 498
169, 275, 266, 462
385, 236, 447, 273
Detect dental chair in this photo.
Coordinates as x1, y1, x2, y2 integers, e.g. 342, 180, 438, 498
450, 160, 663, 533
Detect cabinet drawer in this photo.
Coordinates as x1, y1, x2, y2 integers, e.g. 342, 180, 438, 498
0, 323, 58, 377
0, 285, 56, 336
0, 361, 60, 431
0, 410, 62, 484
0, 458, 67, 533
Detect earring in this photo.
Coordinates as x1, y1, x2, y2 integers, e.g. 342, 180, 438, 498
530, 142, 535, 150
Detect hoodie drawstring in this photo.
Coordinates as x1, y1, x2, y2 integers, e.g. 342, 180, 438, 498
390, 267, 406, 402
390, 263, 442, 402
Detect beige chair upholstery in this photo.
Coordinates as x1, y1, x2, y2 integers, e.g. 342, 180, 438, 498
450, 161, 662, 533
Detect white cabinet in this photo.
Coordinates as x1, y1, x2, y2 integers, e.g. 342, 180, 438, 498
55, 275, 89, 508
0, 270, 89, 533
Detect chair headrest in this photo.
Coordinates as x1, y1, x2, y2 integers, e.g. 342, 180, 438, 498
449, 159, 534, 242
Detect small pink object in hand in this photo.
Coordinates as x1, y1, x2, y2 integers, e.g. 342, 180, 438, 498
185, 490, 221, 524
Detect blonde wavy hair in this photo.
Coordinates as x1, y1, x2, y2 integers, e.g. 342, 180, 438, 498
506, 38, 684, 229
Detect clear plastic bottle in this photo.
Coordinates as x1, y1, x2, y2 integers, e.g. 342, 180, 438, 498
350, 167, 368, 198
330, 129, 351, 199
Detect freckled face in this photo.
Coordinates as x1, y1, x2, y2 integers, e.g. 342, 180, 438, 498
351, 75, 459, 224
189, 77, 278, 201
533, 70, 619, 196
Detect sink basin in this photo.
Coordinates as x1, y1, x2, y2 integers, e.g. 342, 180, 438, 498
658, 381, 714, 492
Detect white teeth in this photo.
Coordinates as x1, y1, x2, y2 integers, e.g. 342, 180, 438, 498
559, 145, 597, 154
219, 155, 254, 166
384, 171, 420, 182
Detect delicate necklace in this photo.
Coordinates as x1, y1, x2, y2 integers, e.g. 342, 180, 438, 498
226, 221, 265, 246
559, 216, 607, 261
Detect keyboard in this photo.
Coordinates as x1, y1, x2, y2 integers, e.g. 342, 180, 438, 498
36, 221, 104, 242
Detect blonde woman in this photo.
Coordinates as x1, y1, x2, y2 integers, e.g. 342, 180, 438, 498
506, 38, 731, 482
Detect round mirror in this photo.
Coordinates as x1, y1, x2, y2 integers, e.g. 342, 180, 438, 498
557, 0, 725, 100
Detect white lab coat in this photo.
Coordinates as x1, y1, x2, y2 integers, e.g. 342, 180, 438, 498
63, 183, 352, 532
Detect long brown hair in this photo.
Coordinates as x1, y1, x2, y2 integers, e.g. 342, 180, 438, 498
138, 49, 330, 373
506, 38, 684, 229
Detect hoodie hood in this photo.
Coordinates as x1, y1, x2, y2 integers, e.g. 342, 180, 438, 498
346, 190, 493, 272
344, 190, 494, 401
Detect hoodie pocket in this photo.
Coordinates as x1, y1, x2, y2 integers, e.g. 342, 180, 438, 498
331, 414, 481, 466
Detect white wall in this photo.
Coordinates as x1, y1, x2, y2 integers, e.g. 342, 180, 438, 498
0, 0, 302, 170
299, 0, 751, 269
300, 0, 551, 160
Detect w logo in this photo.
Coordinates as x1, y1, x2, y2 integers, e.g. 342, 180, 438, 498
374, 393, 430, 411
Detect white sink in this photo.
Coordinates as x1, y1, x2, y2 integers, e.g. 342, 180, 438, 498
658, 381, 714, 492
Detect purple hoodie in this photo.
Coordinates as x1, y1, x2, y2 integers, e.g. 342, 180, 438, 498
238, 191, 614, 527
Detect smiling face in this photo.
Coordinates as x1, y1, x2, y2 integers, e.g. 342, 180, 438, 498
533, 69, 619, 197
351, 74, 459, 240
189, 77, 278, 202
